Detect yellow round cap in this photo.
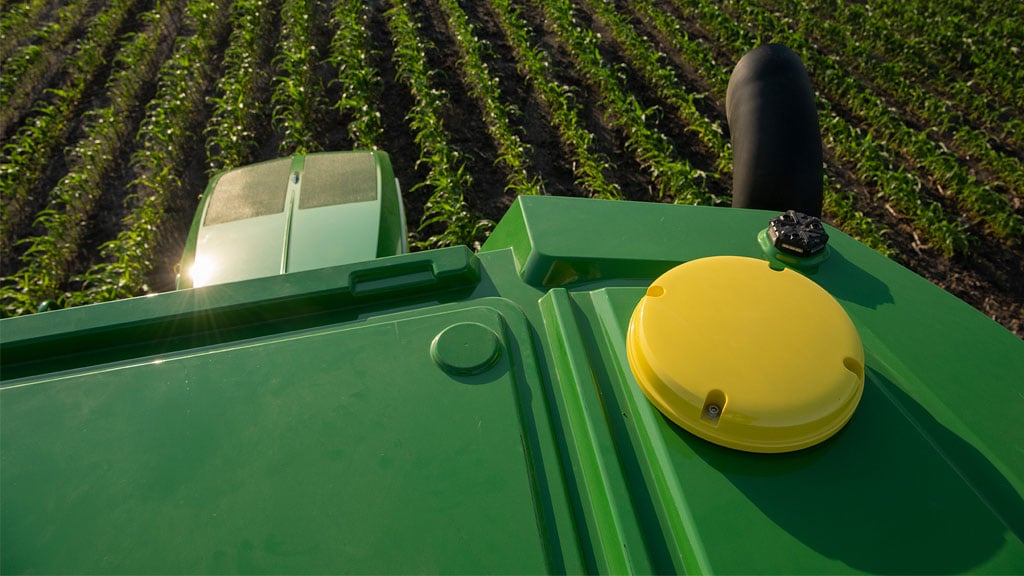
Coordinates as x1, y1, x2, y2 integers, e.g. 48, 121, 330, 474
627, 256, 864, 453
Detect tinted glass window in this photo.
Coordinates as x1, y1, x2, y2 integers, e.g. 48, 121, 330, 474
299, 153, 378, 209
204, 158, 292, 225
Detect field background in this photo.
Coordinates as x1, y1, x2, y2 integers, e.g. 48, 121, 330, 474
1, 0, 1022, 335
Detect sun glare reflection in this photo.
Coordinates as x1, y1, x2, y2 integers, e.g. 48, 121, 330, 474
189, 256, 216, 288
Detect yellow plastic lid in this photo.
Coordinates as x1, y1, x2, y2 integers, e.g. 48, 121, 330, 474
626, 256, 864, 453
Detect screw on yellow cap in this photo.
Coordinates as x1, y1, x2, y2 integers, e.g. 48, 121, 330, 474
626, 256, 864, 453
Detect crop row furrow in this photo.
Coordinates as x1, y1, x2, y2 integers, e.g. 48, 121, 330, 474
632, 0, 891, 254
0, 0, 142, 246
437, 0, 543, 197
487, 0, 618, 199
329, 0, 383, 149
65, 0, 233, 305
386, 0, 489, 248
532, 0, 709, 204
205, 0, 279, 173
723, 0, 1023, 243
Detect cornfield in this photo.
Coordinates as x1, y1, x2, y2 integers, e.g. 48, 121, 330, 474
1, 0, 1022, 334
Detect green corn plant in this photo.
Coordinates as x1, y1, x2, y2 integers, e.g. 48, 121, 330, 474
385, 0, 489, 249
63, 0, 230, 307
583, 0, 732, 180
0, 0, 143, 248
854, 0, 1022, 112
1, 0, 182, 314
437, 0, 543, 197
206, 0, 278, 173
329, 0, 384, 149
535, 0, 710, 204
271, 0, 326, 155
0, 0, 94, 133
0, 0, 52, 56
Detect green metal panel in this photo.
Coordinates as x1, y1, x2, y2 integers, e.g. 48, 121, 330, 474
3, 304, 557, 573
3, 196, 1022, 574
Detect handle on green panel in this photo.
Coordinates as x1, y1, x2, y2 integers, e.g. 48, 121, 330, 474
0, 247, 481, 381
348, 246, 480, 297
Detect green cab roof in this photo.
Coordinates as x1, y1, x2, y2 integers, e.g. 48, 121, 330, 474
177, 151, 407, 288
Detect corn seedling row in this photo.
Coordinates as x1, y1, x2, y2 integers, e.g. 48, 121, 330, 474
271, 0, 326, 155
0, 0, 141, 246
205, 0, 279, 173
437, 0, 543, 197
632, 0, 891, 254
791, 0, 1023, 152
386, 0, 487, 248
0, 0, 180, 314
328, 0, 383, 149
64, 0, 232, 306
0, 0, 102, 134
487, 0, 619, 199
866, 0, 1022, 114
581, 0, 732, 179
775, 0, 1024, 205
533, 0, 709, 204
772, 0, 1024, 157
0, 0, 57, 56
803, 14, 1024, 198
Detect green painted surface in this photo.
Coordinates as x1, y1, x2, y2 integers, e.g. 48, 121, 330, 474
3, 304, 559, 573
3, 196, 1023, 573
